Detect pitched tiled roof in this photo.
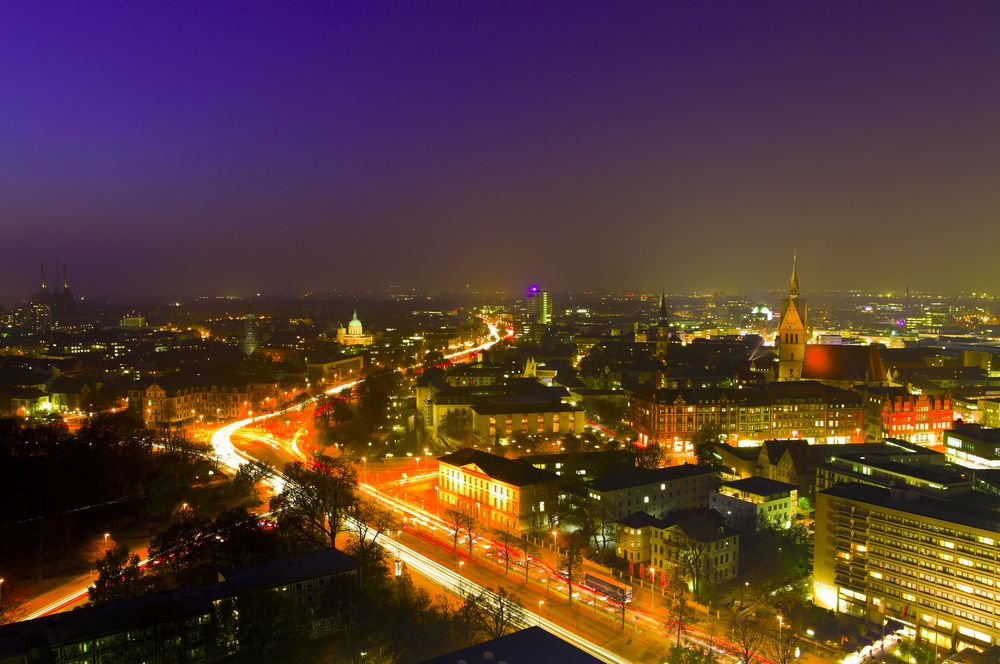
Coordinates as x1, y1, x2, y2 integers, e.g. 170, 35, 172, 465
437, 448, 559, 486
615, 511, 663, 528
802, 344, 888, 383
661, 508, 738, 543
761, 439, 807, 466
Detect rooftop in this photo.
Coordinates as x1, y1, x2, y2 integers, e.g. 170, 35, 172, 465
616, 511, 663, 529
0, 583, 229, 657
820, 483, 1000, 534
801, 343, 888, 383
824, 454, 969, 487
419, 626, 603, 664
220, 547, 358, 592
472, 397, 579, 415
948, 422, 1000, 443
661, 508, 739, 543
588, 463, 717, 492
720, 476, 798, 497
437, 448, 559, 487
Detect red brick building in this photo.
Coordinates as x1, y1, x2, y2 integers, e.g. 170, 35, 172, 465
858, 386, 953, 444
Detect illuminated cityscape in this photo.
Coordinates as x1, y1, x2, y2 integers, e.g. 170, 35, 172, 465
3, 3, 1000, 664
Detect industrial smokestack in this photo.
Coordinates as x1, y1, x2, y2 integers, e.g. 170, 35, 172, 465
40, 261, 47, 292
62, 262, 69, 290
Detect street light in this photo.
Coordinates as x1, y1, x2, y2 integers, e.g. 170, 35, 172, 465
551, 530, 558, 553
537, 599, 544, 624
0, 577, 5, 616
103, 532, 110, 551
649, 567, 655, 611
777, 614, 784, 642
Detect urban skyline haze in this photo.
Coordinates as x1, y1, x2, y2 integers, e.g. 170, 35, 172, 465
2, 1, 999, 297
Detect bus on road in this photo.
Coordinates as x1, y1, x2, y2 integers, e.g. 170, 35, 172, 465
584, 572, 633, 603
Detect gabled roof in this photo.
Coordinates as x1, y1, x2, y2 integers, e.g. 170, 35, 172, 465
47, 376, 88, 393
616, 511, 663, 529
661, 508, 739, 543
760, 439, 807, 466
8, 386, 48, 399
437, 448, 559, 486
802, 344, 888, 383
715, 443, 760, 462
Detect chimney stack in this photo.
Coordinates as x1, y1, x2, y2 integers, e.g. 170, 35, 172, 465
62, 262, 69, 291
40, 261, 47, 293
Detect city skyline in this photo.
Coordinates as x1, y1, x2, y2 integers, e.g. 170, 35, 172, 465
3, 2, 1000, 296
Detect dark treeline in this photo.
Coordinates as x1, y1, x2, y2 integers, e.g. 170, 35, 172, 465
0, 414, 237, 595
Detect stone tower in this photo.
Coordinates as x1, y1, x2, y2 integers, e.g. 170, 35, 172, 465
778, 253, 808, 381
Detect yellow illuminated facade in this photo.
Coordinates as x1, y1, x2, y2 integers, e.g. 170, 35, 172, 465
437, 448, 557, 535
814, 484, 1000, 652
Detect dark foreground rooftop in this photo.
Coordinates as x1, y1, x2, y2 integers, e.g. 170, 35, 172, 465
419, 626, 603, 664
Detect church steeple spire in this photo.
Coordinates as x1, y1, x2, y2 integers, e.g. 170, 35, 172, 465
778, 251, 807, 381
658, 290, 668, 325
789, 251, 799, 299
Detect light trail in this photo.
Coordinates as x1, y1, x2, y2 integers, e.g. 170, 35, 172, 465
288, 427, 308, 462
362, 484, 748, 662
24, 554, 153, 620
357, 519, 631, 664
18, 328, 501, 623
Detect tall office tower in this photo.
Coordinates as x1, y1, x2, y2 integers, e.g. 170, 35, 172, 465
523, 285, 552, 341
242, 313, 259, 355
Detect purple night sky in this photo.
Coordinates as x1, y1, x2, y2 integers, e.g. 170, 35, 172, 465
1, 1, 999, 298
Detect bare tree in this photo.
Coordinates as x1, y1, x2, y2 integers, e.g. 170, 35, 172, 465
464, 586, 525, 639
346, 501, 398, 583
0, 581, 26, 625
664, 571, 695, 647
730, 612, 767, 664
520, 537, 537, 584
571, 494, 614, 559
765, 621, 798, 664
560, 530, 588, 604
270, 458, 357, 548
609, 586, 630, 630
463, 512, 480, 559
492, 528, 519, 575
444, 508, 467, 552
676, 531, 712, 598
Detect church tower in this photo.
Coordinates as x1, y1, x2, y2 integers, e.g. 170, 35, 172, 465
778, 253, 808, 381
656, 291, 670, 358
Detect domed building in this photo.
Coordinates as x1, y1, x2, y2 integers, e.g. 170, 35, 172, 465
336, 310, 374, 346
